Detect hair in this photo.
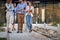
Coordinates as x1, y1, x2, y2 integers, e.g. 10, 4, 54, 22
6, 0, 12, 4
13, 2, 17, 7
27, 1, 33, 6
13, 2, 16, 4
23, 0, 27, 1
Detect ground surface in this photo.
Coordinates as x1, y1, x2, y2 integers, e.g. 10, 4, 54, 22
0, 24, 58, 40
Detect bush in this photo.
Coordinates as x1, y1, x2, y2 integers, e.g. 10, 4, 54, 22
0, 28, 5, 32
1, 28, 5, 32
0, 8, 5, 27
51, 22, 57, 26
0, 21, 4, 26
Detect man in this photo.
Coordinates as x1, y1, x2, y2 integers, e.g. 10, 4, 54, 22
16, 0, 27, 33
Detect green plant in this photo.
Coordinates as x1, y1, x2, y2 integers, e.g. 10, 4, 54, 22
51, 22, 57, 26
0, 28, 5, 32
0, 8, 5, 26
1, 28, 5, 32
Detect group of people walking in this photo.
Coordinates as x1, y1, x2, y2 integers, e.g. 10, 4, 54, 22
5, 0, 34, 33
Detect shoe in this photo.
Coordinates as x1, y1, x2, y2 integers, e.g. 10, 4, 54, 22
17, 31, 23, 33
8, 31, 12, 33
29, 30, 32, 33
20, 31, 23, 33
17, 31, 19, 33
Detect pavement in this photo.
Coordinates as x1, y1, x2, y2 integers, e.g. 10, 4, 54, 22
0, 24, 58, 40
9, 31, 52, 40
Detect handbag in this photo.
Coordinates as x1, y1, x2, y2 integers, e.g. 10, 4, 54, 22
31, 13, 33, 17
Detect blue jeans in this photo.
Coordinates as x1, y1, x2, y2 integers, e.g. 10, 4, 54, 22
26, 15, 32, 31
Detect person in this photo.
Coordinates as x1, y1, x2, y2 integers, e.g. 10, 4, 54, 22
5, 0, 14, 33
23, 0, 28, 32
16, 0, 27, 33
26, 2, 34, 32
12, 2, 17, 31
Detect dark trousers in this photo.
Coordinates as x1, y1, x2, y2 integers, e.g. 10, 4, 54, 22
18, 14, 24, 32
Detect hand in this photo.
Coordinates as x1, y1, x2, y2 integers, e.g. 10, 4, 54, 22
22, 9, 24, 12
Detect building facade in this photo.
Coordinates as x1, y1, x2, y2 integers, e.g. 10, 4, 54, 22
0, 1, 60, 24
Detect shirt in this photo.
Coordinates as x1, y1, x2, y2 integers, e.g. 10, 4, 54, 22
5, 3, 14, 12
16, 2, 27, 14
14, 7, 17, 13
26, 6, 34, 17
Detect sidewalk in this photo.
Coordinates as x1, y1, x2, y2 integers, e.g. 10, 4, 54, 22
0, 24, 58, 40
9, 31, 52, 40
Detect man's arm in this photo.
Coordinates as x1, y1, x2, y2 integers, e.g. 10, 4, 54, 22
16, 4, 21, 13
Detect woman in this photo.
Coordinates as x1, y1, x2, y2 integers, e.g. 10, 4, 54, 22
26, 2, 34, 32
5, 0, 14, 33
12, 2, 17, 31
23, 0, 28, 32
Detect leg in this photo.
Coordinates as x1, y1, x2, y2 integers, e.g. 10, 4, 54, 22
17, 14, 20, 32
21, 14, 24, 32
6, 13, 12, 33
26, 15, 30, 31
12, 15, 16, 31
12, 15, 15, 31
27, 15, 32, 32
17, 14, 22, 33
29, 16, 32, 31
6, 13, 10, 32
9, 14, 13, 32
23, 16, 27, 32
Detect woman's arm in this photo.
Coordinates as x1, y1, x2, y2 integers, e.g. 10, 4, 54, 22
5, 3, 14, 11
30, 6, 34, 17
32, 7, 34, 14
9, 4, 14, 11
31, 6, 34, 14
5, 3, 10, 12
5, 3, 10, 9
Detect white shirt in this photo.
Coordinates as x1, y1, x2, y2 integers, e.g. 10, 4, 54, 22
5, 3, 14, 12
26, 6, 34, 17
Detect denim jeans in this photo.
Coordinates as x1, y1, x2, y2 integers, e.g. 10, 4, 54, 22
26, 15, 32, 31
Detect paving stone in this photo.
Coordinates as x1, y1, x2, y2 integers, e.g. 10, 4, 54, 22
8, 31, 52, 40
